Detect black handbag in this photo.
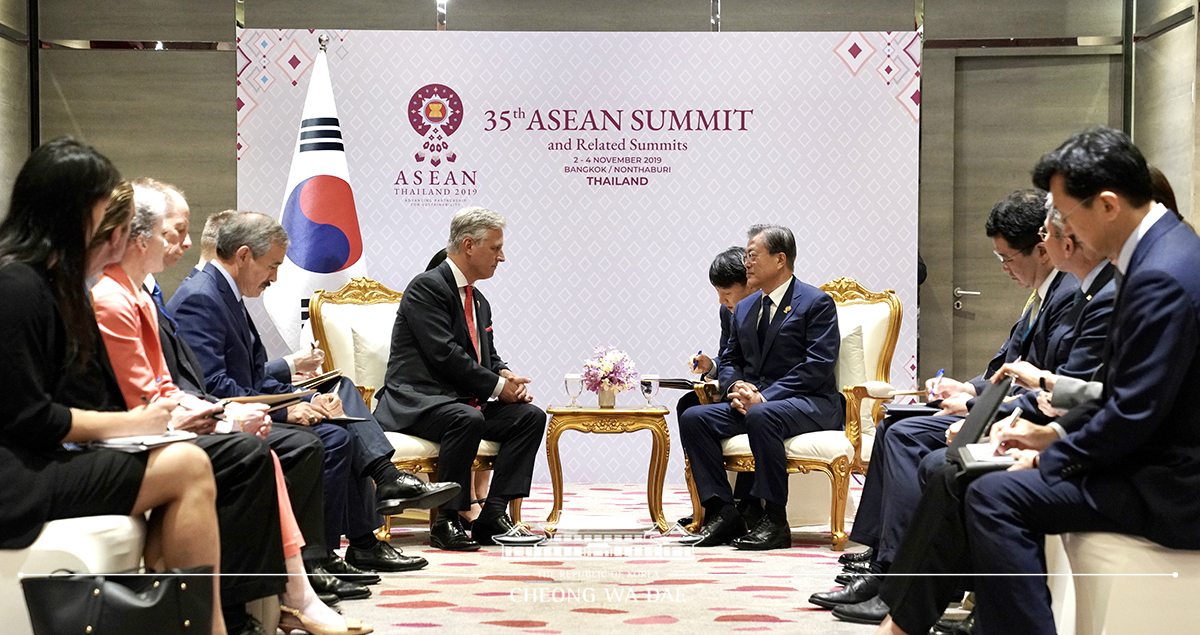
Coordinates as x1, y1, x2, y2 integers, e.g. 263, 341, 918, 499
20, 566, 213, 635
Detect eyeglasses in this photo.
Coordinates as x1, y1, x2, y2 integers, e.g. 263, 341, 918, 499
1046, 194, 1095, 224
1037, 225, 1049, 241
742, 251, 763, 266
993, 250, 1020, 264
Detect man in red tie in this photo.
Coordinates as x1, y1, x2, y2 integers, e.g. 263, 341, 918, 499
374, 207, 546, 550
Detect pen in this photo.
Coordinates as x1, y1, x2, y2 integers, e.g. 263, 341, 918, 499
991, 407, 1023, 454
930, 368, 945, 398
692, 350, 702, 372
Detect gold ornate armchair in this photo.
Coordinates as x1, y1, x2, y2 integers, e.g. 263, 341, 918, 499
309, 276, 521, 539
683, 276, 904, 550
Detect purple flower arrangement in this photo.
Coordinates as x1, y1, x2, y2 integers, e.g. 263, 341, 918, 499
581, 346, 639, 393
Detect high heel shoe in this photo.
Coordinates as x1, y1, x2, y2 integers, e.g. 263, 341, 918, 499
279, 605, 373, 635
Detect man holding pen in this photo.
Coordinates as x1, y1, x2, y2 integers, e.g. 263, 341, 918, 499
169, 212, 459, 585
811, 189, 1081, 620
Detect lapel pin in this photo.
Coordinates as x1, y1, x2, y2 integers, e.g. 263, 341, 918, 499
783, 306, 792, 314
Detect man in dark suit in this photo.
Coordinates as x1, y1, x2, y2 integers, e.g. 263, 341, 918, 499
679, 224, 844, 551
820, 195, 1116, 625
679, 246, 756, 413
168, 212, 458, 576
374, 207, 546, 551
815, 190, 1081, 617
137, 186, 378, 599
674, 246, 760, 526
876, 127, 1200, 635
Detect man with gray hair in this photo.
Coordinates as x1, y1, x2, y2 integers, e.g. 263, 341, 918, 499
168, 211, 460, 584
194, 209, 237, 273
679, 224, 844, 551
375, 206, 547, 551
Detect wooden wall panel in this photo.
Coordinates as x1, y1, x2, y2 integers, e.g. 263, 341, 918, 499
40, 50, 234, 294
41, 0, 230, 42
449, 0, 709, 31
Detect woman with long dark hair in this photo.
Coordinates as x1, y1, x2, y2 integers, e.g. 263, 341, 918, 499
0, 138, 228, 635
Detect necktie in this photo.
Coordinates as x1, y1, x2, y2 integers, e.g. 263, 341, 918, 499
1064, 288, 1087, 324
1022, 292, 1042, 340
464, 285, 480, 363
147, 282, 178, 333
757, 295, 773, 346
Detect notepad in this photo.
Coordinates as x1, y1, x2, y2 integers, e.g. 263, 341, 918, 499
88, 430, 198, 453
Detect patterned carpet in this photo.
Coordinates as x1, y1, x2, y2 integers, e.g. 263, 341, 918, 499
327, 483, 877, 635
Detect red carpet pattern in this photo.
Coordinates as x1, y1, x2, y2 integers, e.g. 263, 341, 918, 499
335, 483, 877, 634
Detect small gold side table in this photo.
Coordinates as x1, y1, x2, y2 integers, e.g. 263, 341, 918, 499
544, 406, 671, 534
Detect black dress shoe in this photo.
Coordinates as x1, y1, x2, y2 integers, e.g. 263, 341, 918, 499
832, 595, 889, 624
472, 514, 545, 546
839, 547, 874, 565
932, 611, 975, 635
306, 563, 372, 600
317, 592, 340, 606
692, 512, 748, 547
842, 561, 872, 575
731, 517, 791, 551
736, 500, 765, 530
323, 553, 382, 583
430, 515, 481, 551
376, 473, 461, 515
231, 615, 270, 635
834, 571, 862, 585
808, 574, 881, 608
345, 540, 429, 572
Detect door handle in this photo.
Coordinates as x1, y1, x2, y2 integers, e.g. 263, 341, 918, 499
953, 287, 981, 298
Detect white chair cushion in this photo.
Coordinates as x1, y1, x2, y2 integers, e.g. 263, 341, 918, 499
835, 301, 892, 382
860, 431, 874, 462
1060, 532, 1200, 635
385, 431, 501, 459
721, 431, 853, 463
835, 324, 866, 389
351, 323, 392, 405
319, 301, 399, 386
1, 516, 146, 635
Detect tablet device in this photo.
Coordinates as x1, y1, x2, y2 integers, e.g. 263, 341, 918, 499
947, 376, 1016, 473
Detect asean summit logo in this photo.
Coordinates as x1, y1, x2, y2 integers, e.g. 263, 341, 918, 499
409, 84, 463, 167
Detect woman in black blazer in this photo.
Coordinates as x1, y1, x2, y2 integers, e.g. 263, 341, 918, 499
0, 138, 229, 635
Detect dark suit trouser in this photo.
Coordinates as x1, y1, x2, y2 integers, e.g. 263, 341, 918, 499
878, 449, 973, 634
307, 422, 353, 549
332, 377, 396, 476
848, 414, 962, 563
679, 400, 826, 507
964, 468, 1120, 635
879, 449, 1121, 635
190, 433, 285, 607
676, 392, 754, 499
267, 424, 327, 557
404, 401, 546, 511
846, 416, 894, 548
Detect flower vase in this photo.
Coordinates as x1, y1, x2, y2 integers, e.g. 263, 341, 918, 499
598, 388, 617, 408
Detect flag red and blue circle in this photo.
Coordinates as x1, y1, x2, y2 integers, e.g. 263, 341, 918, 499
280, 174, 363, 273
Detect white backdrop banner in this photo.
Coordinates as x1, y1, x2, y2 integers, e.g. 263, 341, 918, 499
237, 29, 921, 485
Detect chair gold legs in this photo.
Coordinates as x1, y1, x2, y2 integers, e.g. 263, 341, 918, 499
684, 457, 704, 533
827, 455, 851, 551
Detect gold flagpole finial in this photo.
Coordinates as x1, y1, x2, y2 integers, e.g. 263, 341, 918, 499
318, 34, 330, 52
